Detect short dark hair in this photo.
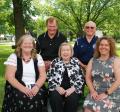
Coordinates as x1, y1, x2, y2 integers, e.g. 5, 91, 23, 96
46, 16, 58, 26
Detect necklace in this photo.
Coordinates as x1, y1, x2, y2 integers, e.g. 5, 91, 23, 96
22, 57, 31, 63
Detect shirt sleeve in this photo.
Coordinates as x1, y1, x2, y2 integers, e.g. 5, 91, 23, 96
37, 54, 45, 67
36, 38, 41, 53
73, 38, 79, 58
4, 53, 17, 66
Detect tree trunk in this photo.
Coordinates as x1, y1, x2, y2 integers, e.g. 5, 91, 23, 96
12, 0, 25, 44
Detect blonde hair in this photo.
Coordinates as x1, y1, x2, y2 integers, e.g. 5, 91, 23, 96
94, 36, 117, 58
15, 34, 37, 59
46, 16, 58, 26
58, 42, 73, 58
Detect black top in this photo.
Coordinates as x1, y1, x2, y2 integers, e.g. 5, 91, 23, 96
61, 67, 71, 90
36, 31, 67, 61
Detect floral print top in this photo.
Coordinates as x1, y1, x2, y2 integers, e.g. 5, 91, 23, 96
84, 57, 120, 112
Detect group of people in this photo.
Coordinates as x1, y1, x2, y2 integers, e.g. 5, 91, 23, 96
1, 16, 120, 112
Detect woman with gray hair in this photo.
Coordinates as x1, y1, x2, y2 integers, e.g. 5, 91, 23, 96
48, 42, 84, 112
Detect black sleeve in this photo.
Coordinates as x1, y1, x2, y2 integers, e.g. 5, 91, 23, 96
60, 33, 67, 42
36, 38, 41, 54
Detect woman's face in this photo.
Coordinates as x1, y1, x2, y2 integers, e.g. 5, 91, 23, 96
20, 38, 34, 53
99, 39, 110, 56
61, 45, 72, 61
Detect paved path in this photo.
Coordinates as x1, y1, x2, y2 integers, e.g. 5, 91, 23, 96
0, 42, 15, 46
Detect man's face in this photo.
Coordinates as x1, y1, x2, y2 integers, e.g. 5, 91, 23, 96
84, 23, 96, 37
47, 20, 58, 36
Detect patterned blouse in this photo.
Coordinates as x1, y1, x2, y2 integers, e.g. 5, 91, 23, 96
47, 57, 84, 94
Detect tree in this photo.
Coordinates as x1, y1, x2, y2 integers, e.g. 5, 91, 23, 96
12, 0, 40, 42
0, 0, 14, 34
1, 0, 120, 40
12, 0, 25, 43
38, 0, 120, 37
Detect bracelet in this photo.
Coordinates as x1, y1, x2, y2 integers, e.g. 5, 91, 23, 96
34, 84, 40, 89
104, 90, 109, 95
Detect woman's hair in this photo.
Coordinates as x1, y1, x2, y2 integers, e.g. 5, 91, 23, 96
15, 34, 37, 59
94, 36, 117, 58
58, 42, 73, 58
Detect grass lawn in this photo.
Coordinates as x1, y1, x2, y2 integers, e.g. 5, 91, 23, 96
0, 45, 14, 77
0, 78, 5, 110
0, 43, 120, 111
0, 45, 14, 110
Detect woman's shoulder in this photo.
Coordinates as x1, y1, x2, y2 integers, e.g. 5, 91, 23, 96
52, 57, 60, 61
7, 53, 17, 60
4, 53, 17, 66
9, 53, 17, 58
71, 57, 80, 63
114, 56, 120, 64
36, 54, 45, 66
36, 54, 43, 60
72, 57, 79, 60
49, 58, 61, 68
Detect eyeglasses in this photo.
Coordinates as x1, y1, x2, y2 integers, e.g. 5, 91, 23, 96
85, 26, 95, 29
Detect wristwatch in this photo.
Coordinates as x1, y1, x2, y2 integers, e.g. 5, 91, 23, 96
104, 90, 109, 95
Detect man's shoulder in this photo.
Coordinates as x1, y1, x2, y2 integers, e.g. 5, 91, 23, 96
93, 35, 98, 39
59, 32, 65, 37
76, 36, 84, 43
38, 32, 46, 39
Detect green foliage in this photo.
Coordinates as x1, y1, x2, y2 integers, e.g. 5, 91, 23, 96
0, 0, 14, 34
37, 0, 120, 37
0, 45, 14, 77
1, 0, 120, 40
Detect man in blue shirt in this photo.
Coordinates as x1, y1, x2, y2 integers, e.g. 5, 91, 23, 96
73, 21, 98, 106
74, 21, 98, 70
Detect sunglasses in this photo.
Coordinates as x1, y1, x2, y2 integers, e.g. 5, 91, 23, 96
85, 26, 95, 29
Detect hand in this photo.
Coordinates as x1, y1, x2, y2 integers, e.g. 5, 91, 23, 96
65, 87, 75, 97
96, 93, 108, 101
45, 61, 51, 71
31, 85, 39, 96
56, 87, 66, 95
90, 90, 98, 100
83, 65, 87, 70
22, 87, 33, 98
79, 61, 87, 70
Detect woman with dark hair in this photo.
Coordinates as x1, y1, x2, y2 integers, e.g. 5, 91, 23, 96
48, 42, 84, 112
2, 34, 46, 112
84, 37, 120, 112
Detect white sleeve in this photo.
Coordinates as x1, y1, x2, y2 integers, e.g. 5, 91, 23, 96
37, 54, 45, 67
4, 53, 17, 66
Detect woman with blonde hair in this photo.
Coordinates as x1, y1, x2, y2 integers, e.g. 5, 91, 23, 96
2, 34, 46, 112
84, 37, 120, 112
48, 42, 84, 112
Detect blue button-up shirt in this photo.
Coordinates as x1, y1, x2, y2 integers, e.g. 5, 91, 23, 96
74, 36, 98, 65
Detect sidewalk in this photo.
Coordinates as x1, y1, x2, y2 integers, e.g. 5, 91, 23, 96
0, 42, 15, 46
